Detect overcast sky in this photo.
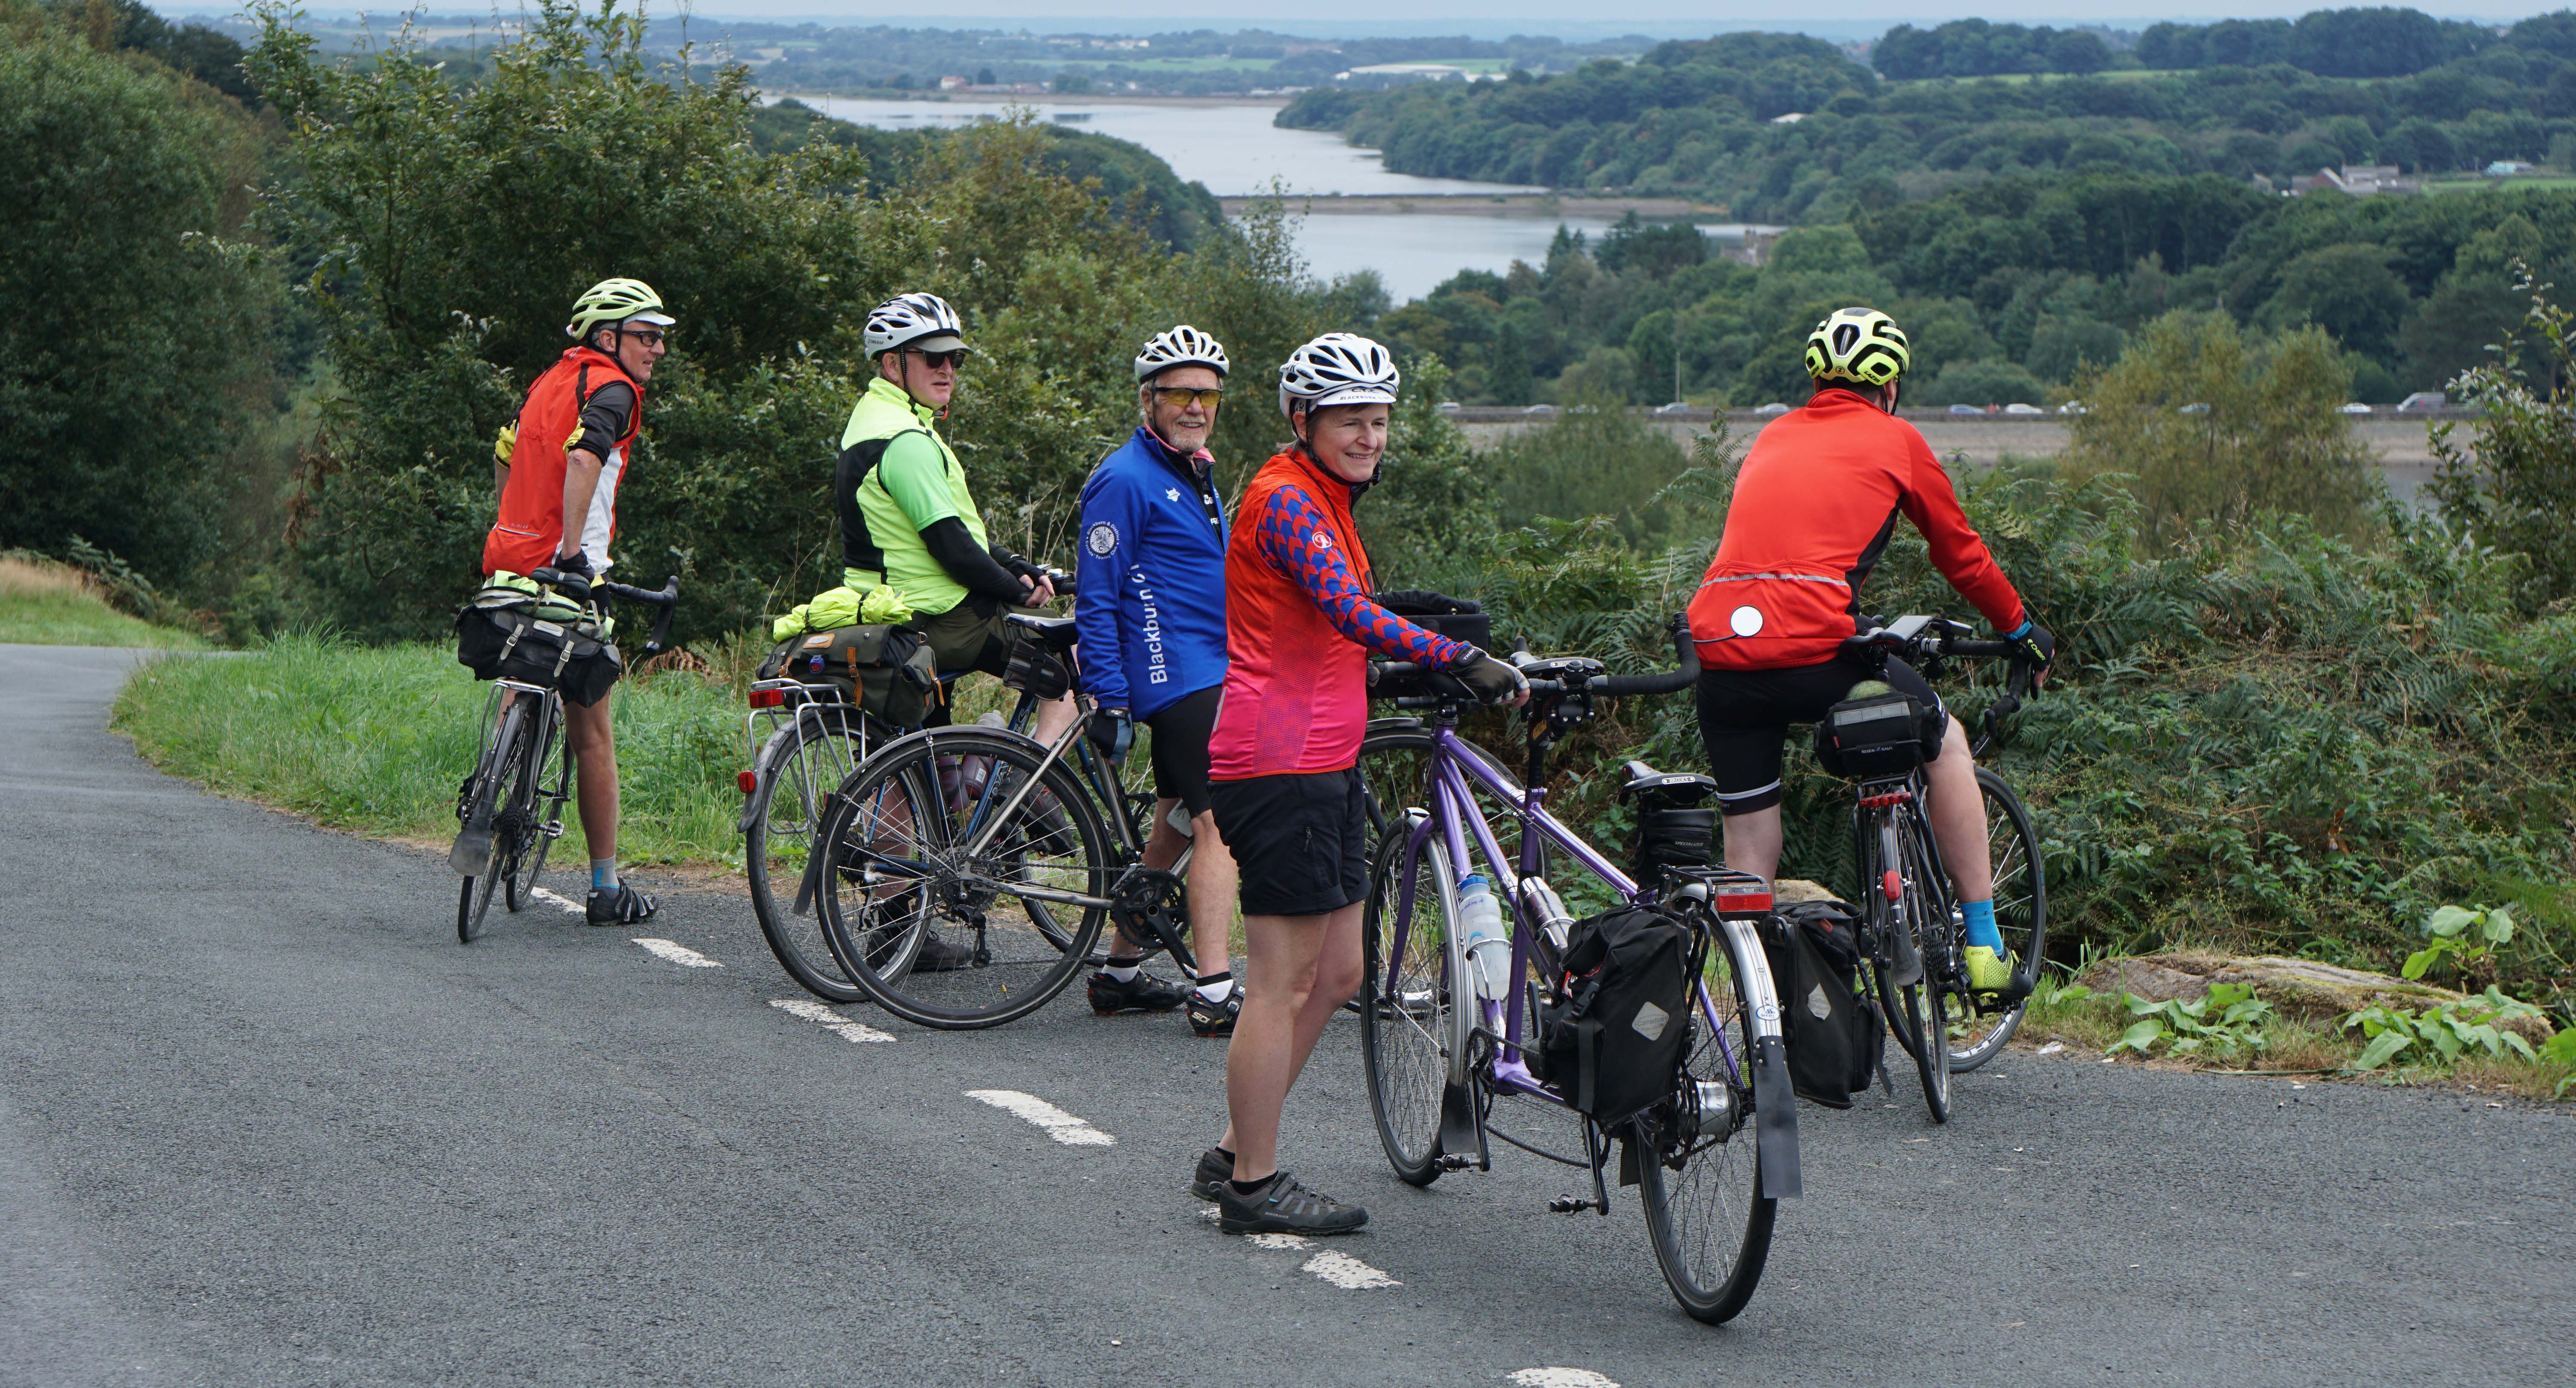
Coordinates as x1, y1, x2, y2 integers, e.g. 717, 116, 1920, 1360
640, 2, 2555, 29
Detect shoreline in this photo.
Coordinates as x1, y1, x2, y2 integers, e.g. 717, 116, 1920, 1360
1218, 193, 1729, 218
769, 89, 1293, 109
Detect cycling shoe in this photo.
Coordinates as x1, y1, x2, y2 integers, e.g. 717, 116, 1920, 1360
1088, 966, 1186, 1014
1189, 1145, 1235, 1201
586, 883, 657, 925
1964, 945, 2020, 994
913, 929, 977, 972
1187, 985, 1241, 1038
1218, 1171, 1367, 1235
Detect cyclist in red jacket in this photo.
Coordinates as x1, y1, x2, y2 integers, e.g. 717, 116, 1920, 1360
1687, 308, 2053, 993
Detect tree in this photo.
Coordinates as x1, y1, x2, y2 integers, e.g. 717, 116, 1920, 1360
2067, 313, 2377, 543
0, 0, 273, 585
1488, 322, 1535, 405
2431, 269, 2576, 609
2265, 243, 2414, 359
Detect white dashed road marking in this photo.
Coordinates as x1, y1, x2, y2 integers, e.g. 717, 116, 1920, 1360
1510, 1371, 1619, 1388
769, 997, 896, 1044
1218, 1217, 1402, 1288
632, 938, 723, 968
965, 1090, 1115, 1146
529, 887, 586, 916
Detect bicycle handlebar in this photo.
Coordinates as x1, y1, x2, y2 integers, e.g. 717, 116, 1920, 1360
1371, 612, 1702, 707
1842, 615, 2044, 754
527, 569, 682, 657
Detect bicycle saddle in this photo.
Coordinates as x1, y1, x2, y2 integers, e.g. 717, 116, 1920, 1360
1620, 760, 1717, 800
1004, 612, 1081, 649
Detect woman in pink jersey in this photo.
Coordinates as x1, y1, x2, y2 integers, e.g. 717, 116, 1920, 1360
1188, 335, 1527, 1236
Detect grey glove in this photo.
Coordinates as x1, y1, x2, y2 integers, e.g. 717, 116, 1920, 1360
1451, 648, 1529, 706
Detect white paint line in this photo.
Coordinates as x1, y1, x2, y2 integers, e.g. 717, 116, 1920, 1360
1302, 1249, 1400, 1289
1511, 1370, 1619, 1388
1246, 1233, 1310, 1251
631, 938, 723, 968
964, 1090, 1115, 1146
768, 997, 896, 1044
1197, 1205, 1221, 1223
529, 886, 586, 917
2035, 1041, 2066, 1055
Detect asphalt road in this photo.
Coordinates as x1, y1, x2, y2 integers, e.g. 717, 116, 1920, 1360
4, 643, 2570, 1387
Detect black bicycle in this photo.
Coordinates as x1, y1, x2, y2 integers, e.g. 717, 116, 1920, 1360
1830, 615, 2047, 1121
451, 568, 678, 944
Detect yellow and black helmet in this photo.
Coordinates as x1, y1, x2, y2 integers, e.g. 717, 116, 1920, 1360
1802, 307, 1910, 386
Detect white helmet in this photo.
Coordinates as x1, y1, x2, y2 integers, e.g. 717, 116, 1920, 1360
1277, 332, 1400, 420
863, 292, 967, 359
1134, 324, 1230, 383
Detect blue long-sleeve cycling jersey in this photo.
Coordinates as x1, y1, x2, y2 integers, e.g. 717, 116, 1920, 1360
1075, 426, 1230, 718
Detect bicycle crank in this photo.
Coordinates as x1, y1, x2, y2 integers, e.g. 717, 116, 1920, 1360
1108, 867, 1190, 959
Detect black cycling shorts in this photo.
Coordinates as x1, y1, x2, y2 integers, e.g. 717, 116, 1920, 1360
1695, 655, 1946, 816
1144, 686, 1220, 819
1208, 767, 1370, 918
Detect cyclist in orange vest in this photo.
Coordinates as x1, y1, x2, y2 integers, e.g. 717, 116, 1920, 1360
483, 278, 672, 926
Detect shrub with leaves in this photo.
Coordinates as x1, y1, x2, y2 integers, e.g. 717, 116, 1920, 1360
2109, 982, 2278, 1058
2430, 264, 2576, 612
2341, 989, 2548, 1071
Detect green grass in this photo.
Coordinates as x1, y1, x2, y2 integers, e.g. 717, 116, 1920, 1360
0, 557, 207, 648
114, 633, 747, 872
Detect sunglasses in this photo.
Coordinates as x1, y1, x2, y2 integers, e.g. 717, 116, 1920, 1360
908, 349, 967, 370
1152, 387, 1224, 409
617, 328, 668, 347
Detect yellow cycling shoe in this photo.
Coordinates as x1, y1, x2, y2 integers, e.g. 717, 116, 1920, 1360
1964, 945, 2019, 993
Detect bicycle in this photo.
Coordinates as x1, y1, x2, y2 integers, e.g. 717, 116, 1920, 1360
1358, 616, 1803, 1325
790, 611, 1201, 1029
451, 568, 679, 944
740, 572, 1073, 1004
1830, 614, 2047, 1123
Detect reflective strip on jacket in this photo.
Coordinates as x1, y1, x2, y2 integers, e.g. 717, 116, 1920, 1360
483, 346, 642, 577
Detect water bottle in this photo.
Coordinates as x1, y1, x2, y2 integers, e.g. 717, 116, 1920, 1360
1520, 876, 1575, 956
1456, 874, 1511, 1001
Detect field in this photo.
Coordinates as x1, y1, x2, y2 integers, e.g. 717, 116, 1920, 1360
0, 557, 207, 649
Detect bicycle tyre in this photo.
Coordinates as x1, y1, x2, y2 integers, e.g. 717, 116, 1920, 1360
1355, 724, 1438, 842
1862, 808, 1950, 1123
815, 731, 1110, 1030
504, 711, 564, 913
1359, 817, 1467, 1187
1948, 767, 2046, 1072
746, 710, 872, 1004
1899, 816, 1956, 1122
1633, 925, 1777, 1324
458, 699, 532, 944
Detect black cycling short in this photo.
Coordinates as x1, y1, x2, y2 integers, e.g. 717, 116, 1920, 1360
1143, 686, 1220, 819
1208, 767, 1369, 917
1695, 655, 1946, 816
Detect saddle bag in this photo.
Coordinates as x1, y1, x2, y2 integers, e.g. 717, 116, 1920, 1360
1003, 637, 1072, 700
1622, 764, 1718, 886
1377, 590, 1492, 651
1813, 683, 1941, 780
756, 624, 940, 727
1761, 898, 1882, 1108
1533, 905, 1693, 1125
455, 591, 622, 706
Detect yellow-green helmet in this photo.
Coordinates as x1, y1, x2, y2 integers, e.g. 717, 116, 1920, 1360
566, 277, 672, 341
1803, 307, 1909, 386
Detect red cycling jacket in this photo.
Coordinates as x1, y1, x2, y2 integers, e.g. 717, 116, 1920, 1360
1687, 390, 2024, 671
482, 346, 643, 577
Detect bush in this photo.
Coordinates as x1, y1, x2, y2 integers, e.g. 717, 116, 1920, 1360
2431, 267, 2576, 611
1910, 357, 2051, 407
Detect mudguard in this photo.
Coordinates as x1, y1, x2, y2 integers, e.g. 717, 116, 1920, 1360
1720, 914, 1804, 1200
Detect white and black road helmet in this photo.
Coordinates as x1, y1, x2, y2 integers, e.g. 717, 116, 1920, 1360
1277, 332, 1400, 420
1134, 324, 1230, 383
864, 292, 967, 359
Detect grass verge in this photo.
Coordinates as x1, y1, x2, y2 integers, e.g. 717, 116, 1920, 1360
0, 556, 208, 648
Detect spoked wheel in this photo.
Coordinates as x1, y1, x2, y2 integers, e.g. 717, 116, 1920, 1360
505, 730, 567, 913
1863, 812, 1951, 1123
1355, 724, 1438, 842
814, 730, 1109, 1030
746, 708, 873, 1003
1359, 816, 1467, 1187
1633, 930, 1777, 1324
1947, 767, 2047, 1072
457, 700, 533, 945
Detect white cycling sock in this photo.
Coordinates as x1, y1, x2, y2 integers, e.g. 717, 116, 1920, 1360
1195, 971, 1235, 1003
1104, 960, 1142, 983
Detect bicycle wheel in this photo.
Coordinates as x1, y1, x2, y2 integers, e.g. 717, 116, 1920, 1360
814, 731, 1110, 1029
1355, 723, 1438, 842
1633, 923, 1777, 1324
1948, 767, 2047, 1072
1863, 809, 1950, 1123
457, 699, 532, 944
1899, 816, 1956, 1121
746, 707, 872, 1003
1359, 817, 1466, 1186
505, 709, 565, 913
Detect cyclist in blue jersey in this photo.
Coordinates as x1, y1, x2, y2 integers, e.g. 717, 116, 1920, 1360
1075, 326, 1242, 1034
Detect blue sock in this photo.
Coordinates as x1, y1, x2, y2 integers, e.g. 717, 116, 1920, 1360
592, 858, 618, 893
1961, 898, 2004, 954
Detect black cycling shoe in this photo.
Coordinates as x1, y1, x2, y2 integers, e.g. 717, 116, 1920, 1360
1088, 965, 1186, 1014
585, 883, 657, 925
1218, 1170, 1367, 1235
913, 929, 977, 972
1189, 1146, 1235, 1201
1187, 986, 1241, 1038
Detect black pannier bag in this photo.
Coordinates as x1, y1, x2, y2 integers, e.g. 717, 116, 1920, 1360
756, 624, 940, 727
1621, 762, 1718, 885
456, 593, 623, 707
1533, 905, 1692, 1124
1002, 637, 1072, 700
1813, 681, 1941, 780
1376, 590, 1492, 651
1761, 898, 1882, 1108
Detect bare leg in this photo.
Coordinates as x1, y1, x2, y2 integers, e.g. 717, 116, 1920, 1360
1143, 803, 1237, 980
562, 693, 618, 863
1031, 691, 1077, 746
1721, 804, 1783, 881
1221, 902, 1364, 1181
1923, 714, 1991, 903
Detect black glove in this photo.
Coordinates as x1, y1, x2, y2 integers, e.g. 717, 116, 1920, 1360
1087, 706, 1133, 762
1450, 648, 1528, 706
1376, 589, 1481, 615
544, 551, 594, 600
2008, 620, 2055, 670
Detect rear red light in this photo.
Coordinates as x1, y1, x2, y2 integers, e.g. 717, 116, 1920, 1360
737, 771, 757, 794
748, 687, 786, 708
1882, 869, 1902, 901
1714, 889, 1773, 916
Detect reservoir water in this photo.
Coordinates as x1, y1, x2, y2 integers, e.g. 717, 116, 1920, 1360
782, 96, 1768, 301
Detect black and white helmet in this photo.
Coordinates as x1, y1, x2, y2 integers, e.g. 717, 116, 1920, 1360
863, 292, 967, 359
1134, 324, 1229, 383
1277, 332, 1400, 420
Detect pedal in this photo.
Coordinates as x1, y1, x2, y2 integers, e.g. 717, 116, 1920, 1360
541, 821, 565, 839
1547, 1195, 1593, 1214
1436, 1153, 1475, 1172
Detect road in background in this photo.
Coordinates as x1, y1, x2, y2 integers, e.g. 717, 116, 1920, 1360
3, 644, 2568, 1385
